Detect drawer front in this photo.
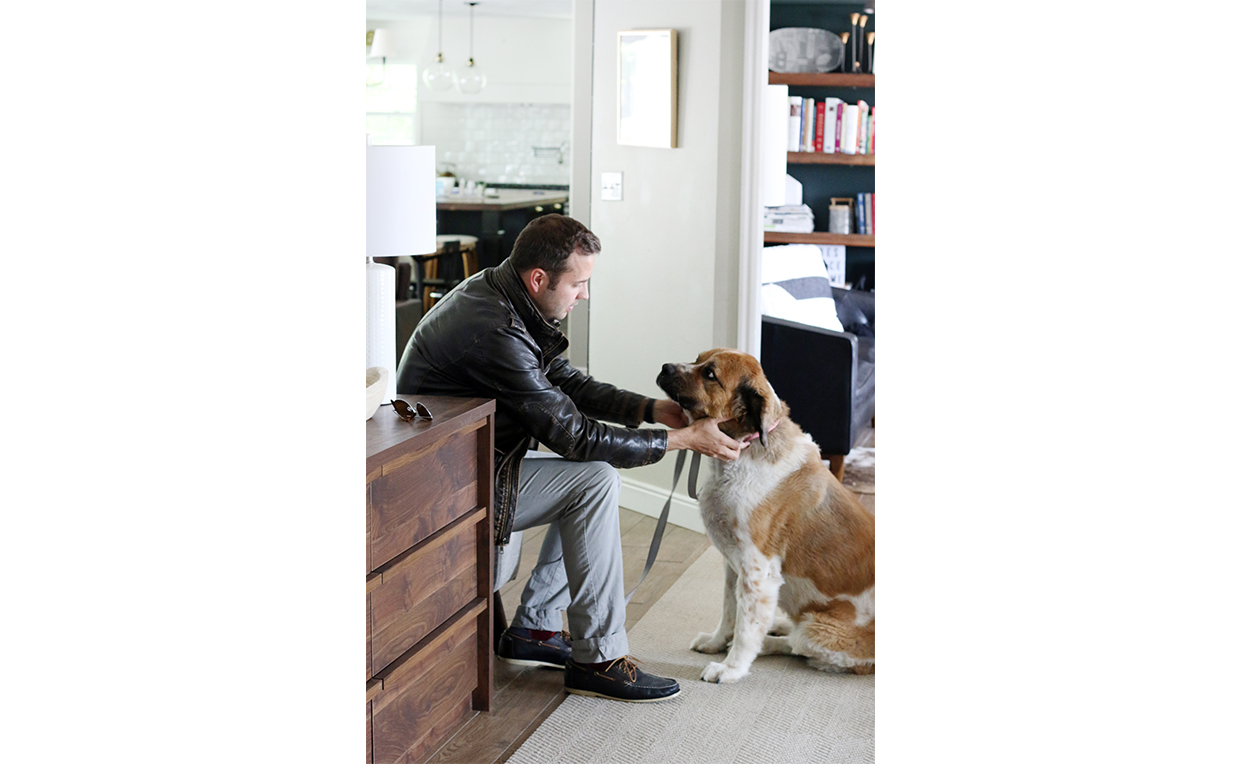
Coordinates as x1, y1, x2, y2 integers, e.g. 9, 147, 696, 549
370, 428, 480, 571
371, 615, 478, 764
369, 517, 478, 676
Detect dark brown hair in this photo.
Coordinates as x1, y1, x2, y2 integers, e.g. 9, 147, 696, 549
509, 214, 600, 288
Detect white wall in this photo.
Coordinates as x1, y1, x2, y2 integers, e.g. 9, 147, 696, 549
367, 16, 573, 105
421, 102, 572, 185
587, 0, 747, 532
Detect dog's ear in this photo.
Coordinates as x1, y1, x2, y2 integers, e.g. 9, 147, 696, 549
736, 377, 782, 448
736, 381, 770, 448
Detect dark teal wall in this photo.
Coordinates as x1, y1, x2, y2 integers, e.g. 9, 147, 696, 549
771, 1, 876, 289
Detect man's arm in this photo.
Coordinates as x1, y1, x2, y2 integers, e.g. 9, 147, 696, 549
545, 357, 747, 461
544, 356, 650, 426
465, 328, 665, 467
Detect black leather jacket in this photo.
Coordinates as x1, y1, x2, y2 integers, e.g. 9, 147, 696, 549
394, 258, 668, 545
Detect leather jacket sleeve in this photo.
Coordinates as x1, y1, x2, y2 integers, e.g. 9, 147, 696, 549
545, 356, 649, 427
464, 323, 666, 468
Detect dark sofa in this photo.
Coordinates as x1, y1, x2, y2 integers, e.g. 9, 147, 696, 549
760, 286, 874, 475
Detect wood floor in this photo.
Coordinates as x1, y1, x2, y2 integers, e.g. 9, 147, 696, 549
425, 429, 875, 764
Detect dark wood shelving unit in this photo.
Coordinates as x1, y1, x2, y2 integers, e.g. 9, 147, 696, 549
768, 72, 874, 88
787, 151, 874, 166
764, 231, 874, 247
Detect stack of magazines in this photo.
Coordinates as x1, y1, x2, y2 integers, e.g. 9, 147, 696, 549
763, 204, 814, 233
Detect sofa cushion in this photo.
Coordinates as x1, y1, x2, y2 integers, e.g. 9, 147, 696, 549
760, 244, 844, 332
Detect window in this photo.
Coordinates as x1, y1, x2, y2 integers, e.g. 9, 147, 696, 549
366, 64, 418, 145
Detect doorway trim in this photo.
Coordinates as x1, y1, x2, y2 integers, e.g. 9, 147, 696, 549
566, 0, 595, 372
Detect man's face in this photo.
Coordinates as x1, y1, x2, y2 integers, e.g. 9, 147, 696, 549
532, 251, 594, 322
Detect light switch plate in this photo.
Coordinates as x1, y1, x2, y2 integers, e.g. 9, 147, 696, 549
601, 172, 622, 201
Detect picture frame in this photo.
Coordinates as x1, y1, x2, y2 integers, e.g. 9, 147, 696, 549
617, 29, 678, 149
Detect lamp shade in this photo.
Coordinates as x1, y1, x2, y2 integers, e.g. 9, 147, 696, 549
366, 145, 436, 257
366, 144, 436, 403
367, 28, 392, 59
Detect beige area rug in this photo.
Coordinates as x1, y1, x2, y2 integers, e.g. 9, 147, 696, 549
506, 547, 875, 764
841, 447, 875, 494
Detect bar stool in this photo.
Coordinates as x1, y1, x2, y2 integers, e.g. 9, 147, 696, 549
412, 235, 480, 313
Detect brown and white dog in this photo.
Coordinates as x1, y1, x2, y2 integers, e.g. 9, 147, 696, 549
656, 348, 875, 683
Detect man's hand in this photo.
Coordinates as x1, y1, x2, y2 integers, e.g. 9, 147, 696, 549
652, 399, 690, 429
666, 417, 749, 462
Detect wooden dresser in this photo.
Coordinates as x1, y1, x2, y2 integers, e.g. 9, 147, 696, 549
366, 396, 496, 764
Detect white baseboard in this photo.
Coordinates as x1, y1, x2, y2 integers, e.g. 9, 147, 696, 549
619, 476, 705, 534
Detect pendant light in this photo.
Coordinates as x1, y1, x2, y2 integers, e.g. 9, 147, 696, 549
456, 2, 487, 94
366, 28, 391, 87
423, 0, 454, 91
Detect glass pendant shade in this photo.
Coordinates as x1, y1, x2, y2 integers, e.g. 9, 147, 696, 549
423, 52, 454, 91
457, 58, 486, 94
456, 3, 486, 94
423, 0, 453, 91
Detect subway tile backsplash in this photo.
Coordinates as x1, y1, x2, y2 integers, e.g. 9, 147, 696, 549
422, 102, 571, 187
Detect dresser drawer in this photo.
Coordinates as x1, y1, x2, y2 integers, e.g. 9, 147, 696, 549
368, 422, 484, 571
368, 510, 481, 678
371, 604, 482, 764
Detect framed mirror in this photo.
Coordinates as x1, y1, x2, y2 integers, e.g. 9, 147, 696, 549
617, 29, 678, 148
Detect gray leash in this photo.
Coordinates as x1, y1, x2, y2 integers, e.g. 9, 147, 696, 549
624, 450, 703, 604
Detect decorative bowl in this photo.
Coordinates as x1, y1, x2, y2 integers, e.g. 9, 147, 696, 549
769, 27, 844, 73
366, 367, 389, 420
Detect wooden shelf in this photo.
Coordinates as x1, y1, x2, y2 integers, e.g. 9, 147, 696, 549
787, 151, 874, 166
768, 72, 874, 88
764, 232, 874, 247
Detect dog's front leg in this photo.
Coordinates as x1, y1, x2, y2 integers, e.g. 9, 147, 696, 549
702, 557, 782, 684
690, 561, 737, 654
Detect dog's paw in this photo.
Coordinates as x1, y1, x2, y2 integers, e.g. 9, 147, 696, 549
701, 661, 748, 684
689, 632, 729, 654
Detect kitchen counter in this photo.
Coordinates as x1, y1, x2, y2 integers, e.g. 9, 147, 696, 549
436, 188, 568, 212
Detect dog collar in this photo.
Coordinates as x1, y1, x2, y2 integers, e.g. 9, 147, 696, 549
740, 419, 780, 444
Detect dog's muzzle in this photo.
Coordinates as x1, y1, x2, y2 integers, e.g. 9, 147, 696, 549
656, 363, 682, 395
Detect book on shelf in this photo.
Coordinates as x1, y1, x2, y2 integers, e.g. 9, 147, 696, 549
833, 100, 843, 152
814, 101, 825, 152
801, 97, 815, 152
763, 203, 815, 233
785, 96, 878, 154
863, 106, 872, 153
823, 98, 841, 154
840, 103, 859, 155
857, 101, 870, 155
788, 97, 803, 155
851, 193, 874, 235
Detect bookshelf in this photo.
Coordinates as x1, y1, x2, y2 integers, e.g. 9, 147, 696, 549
769, 72, 874, 88
786, 151, 873, 166
764, 231, 874, 247
765, 1, 876, 288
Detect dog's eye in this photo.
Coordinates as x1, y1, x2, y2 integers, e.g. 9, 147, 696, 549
703, 368, 716, 381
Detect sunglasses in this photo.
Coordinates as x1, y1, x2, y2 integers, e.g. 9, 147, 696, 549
390, 399, 433, 422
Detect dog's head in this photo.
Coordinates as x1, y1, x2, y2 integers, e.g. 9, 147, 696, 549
655, 348, 782, 447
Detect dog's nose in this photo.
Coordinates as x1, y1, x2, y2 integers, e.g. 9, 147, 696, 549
661, 363, 677, 377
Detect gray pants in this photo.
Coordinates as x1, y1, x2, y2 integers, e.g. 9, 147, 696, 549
507, 451, 629, 663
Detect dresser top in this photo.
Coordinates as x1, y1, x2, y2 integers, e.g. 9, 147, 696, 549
367, 395, 495, 475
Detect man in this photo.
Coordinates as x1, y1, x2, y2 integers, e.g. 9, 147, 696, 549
395, 214, 746, 703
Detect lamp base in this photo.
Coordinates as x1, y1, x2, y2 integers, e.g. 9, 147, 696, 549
365, 259, 397, 402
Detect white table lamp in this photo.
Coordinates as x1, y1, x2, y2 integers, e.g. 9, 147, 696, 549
366, 144, 436, 402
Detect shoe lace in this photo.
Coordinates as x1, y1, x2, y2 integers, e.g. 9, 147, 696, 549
602, 656, 641, 683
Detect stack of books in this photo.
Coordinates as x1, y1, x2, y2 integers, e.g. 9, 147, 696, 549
788, 97, 874, 155
763, 204, 815, 233
855, 193, 875, 235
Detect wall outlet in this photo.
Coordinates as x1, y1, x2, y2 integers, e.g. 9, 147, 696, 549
601, 172, 622, 201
